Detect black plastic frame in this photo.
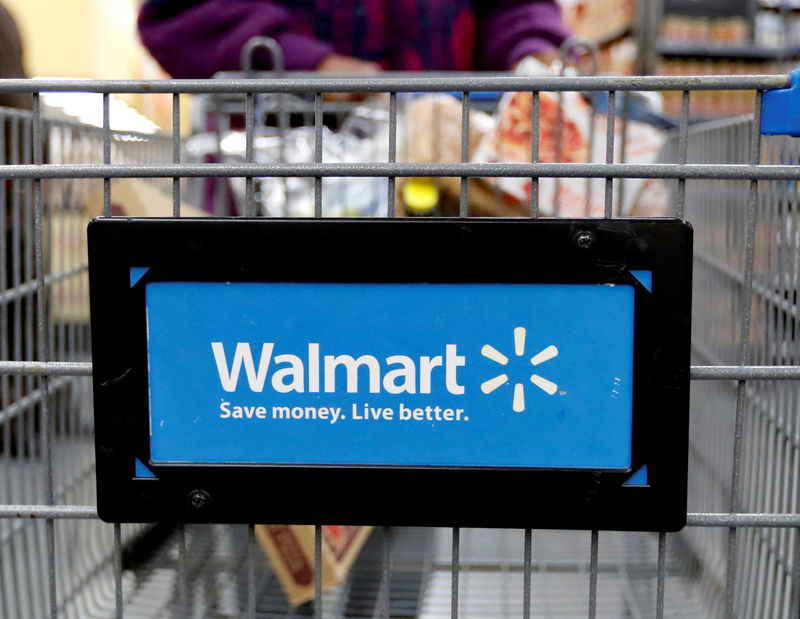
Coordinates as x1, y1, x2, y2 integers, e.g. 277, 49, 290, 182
88, 217, 692, 529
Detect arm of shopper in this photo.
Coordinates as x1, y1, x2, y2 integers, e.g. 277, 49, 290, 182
138, 0, 336, 77
477, 0, 571, 71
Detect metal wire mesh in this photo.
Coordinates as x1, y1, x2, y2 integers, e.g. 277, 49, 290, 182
0, 74, 798, 618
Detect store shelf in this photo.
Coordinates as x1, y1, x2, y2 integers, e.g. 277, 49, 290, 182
658, 39, 800, 59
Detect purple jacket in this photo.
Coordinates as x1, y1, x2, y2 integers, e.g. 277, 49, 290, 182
138, 0, 571, 77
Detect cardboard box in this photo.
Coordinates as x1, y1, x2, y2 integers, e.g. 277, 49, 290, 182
255, 525, 372, 606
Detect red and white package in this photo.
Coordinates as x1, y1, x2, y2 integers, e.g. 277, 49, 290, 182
473, 58, 666, 217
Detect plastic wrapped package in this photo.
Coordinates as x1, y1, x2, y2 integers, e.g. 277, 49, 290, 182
185, 104, 390, 217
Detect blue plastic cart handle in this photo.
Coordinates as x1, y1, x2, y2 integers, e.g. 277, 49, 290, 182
761, 69, 800, 137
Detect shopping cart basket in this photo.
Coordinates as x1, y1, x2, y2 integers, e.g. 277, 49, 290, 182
0, 70, 799, 619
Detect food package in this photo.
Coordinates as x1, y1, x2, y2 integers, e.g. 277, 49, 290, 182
473, 57, 667, 217
186, 106, 389, 218
559, 0, 635, 44
49, 179, 206, 324
85, 178, 208, 219
255, 525, 372, 606
397, 93, 497, 214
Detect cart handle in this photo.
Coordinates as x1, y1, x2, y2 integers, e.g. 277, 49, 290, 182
240, 36, 285, 74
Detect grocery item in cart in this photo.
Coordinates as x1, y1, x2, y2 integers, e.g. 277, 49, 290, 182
255, 524, 372, 606
473, 57, 667, 217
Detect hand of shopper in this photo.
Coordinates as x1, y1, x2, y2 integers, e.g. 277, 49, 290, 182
317, 54, 381, 102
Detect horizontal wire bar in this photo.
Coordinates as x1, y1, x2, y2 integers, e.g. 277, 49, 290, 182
3, 162, 800, 180
687, 513, 800, 528
0, 74, 789, 94
0, 506, 797, 528
0, 505, 97, 519
690, 366, 800, 380
0, 363, 796, 381
0, 361, 92, 376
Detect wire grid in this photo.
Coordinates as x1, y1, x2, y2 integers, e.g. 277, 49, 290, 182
0, 74, 798, 619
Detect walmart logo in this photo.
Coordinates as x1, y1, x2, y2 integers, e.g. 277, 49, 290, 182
480, 327, 559, 413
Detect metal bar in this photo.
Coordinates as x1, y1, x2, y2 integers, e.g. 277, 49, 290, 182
460, 91, 470, 217
247, 524, 256, 619
687, 513, 800, 527
314, 93, 322, 218
177, 525, 187, 618
7, 161, 800, 180
691, 366, 800, 380
530, 92, 539, 217
314, 524, 322, 619
726, 89, 764, 619
0, 361, 92, 376
380, 526, 390, 619
0, 505, 98, 519
0, 360, 793, 383
523, 528, 532, 619
604, 91, 616, 218
388, 92, 397, 218
0, 74, 789, 93
103, 93, 111, 216
245, 91, 255, 216
1, 508, 798, 526
656, 532, 666, 619
588, 530, 598, 619
451, 527, 459, 619
114, 523, 123, 619
173, 93, 181, 216
0, 376, 76, 426
675, 90, 690, 218
0, 266, 88, 307
33, 92, 58, 619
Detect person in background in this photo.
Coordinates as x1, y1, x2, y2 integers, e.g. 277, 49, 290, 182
0, 2, 30, 110
137, 0, 571, 78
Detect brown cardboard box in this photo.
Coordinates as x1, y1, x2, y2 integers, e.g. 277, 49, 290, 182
255, 525, 372, 606
85, 178, 207, 219
48, 180, 207, 323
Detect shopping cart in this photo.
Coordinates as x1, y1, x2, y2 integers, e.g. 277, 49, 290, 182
0, 69, 798, 619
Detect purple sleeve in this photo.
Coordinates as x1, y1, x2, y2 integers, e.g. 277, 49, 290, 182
138, 0, 334, 78
477, 0, 572, 71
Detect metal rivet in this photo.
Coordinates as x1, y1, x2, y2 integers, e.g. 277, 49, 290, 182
575, 231, 595, 249
188, 489, 211, 509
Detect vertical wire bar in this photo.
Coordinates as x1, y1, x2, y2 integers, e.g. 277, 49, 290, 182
617, 91, 631, 209
173, 94, 181, 217
114, 523, 123, 619
676, 91, 690, 219
314, 524, 322, 619
553, 91, 564, 216
314, 93, 323, 218
388, 92, 397, 218
460, 92, 470, 217
656, 531, 666, 618
33, 93, 58, 619
178, 525, 187, 618
790, 526, 800, 618
523, 528, 532, 619
530, 92, 539, 218
726, 89, 764, 619
245, 92, 255, 217
588, 530, 598, 619
451, 527, 459, 619
584, 94, 596, 216
247, 524, 256, 619
103, 94, 111, 217
103, 91, 123, 619
10, 116, 34, 619
380, 526, 391, 619
603, 91, 616, 218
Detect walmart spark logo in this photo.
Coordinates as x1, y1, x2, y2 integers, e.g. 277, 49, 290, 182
480, 327, 559, 413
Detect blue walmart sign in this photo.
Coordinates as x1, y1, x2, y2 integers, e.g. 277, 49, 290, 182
145, 282, 635, 469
